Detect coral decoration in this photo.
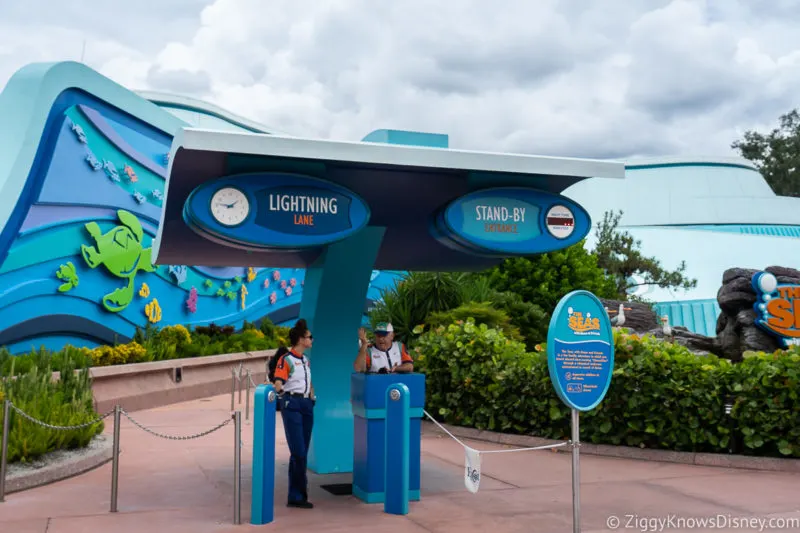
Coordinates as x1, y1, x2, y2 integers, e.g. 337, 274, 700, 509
240, 284, 248, 310
186, 287, 198, 313
285, 287, 292, 296
123, 164, 138, 183
280, 280, 287, 289
55, 262, 79, 293
289, 277, 296, 287
168, 265, 188, 285
269, 291, 277, 304
263, 278, 270, 288
272, 270, 280, 281
247, 267, 256, 282
138, 282, 150, 298
145, 299, 162, 323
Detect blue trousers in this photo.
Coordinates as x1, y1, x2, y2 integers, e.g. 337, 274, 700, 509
280, 395, 314, 503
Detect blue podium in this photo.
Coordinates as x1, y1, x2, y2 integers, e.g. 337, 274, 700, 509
351, 372, 425, 503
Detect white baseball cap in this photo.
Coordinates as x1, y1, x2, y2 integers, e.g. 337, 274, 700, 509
374, 322, 394, 334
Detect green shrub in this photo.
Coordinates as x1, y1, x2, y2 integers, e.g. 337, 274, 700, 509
0, 347, 103, 463
476, 242, 619, 314
1, 346, 92, 375
89, 342, 148, 366
425, 303, 522, 343
193, 322, 236, 339
487, 291, 548, 350
413, 319, 530, 430
370, 271, 550, 349
369, 272, 466, 344
417, 322, 800, 459
731, 350, 800, 457
579, 332, 735, 452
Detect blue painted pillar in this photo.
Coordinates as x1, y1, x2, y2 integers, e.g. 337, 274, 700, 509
384, 383, 410, 515
299, 226, 386, 474
251, 384, 277, 525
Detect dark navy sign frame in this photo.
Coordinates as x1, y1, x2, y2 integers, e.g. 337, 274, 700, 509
430, 187, 591, 256
183, 172, 371, 250
547, 290, 615, 411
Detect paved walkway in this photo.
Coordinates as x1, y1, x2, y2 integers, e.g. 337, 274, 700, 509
2, 393, 799, 533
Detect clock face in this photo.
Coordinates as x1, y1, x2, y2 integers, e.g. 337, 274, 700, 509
210, 187, 250, 226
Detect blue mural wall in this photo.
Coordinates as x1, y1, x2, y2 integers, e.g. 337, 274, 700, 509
0, 71, 403, 354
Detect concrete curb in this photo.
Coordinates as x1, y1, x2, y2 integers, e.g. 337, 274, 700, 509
422, 421, 800, 473
5, 434, 113, 494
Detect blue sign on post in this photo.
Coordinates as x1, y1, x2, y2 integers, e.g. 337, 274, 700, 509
546, 290, 615, 411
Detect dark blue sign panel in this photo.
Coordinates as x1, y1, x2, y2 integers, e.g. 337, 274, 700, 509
431, 187, 591, 256
183, 172, 371, 249
254, 186, 354, 236
547, 290, 614, 411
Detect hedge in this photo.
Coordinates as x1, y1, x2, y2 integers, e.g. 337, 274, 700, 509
414, 320, 800, 458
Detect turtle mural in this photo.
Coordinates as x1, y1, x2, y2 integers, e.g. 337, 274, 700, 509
81, 209, 155, 312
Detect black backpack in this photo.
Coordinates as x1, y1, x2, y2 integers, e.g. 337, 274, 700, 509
268, 346, 289, 383
268, 347, 289, 411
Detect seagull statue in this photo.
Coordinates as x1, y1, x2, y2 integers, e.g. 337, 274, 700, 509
609, 303, 626, 327
661, 315, 672, 337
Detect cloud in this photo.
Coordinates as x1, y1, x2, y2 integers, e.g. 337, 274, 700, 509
2, 0, 800, 161
146, 66, 212, 95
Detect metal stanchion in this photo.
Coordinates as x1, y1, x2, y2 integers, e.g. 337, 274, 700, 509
233, 410, 242, 525
245, 370, 252, 421
571, 408, 581, 533
110, 405, 121, 512
385, 384, 410, 516
231, 368, 236, 411
238, 365, 243, 405
251, 385, 277, 525
0, 400, 9, 503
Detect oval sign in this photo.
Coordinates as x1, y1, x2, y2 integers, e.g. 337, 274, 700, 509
547, 290, 615, 411
183, 172, 371, 249
752, 271, 800, 348
434, 187, 591, 255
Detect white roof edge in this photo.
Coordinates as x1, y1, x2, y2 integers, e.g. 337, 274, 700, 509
173, 128, 627, 179
134, 90, 294, 136
623, 155, 758, 170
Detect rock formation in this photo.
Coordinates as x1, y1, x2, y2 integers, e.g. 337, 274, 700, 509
600, 298, 658, 331
602, 266, 799, 362
713, 266, 798, 360
602, 297, 721, 357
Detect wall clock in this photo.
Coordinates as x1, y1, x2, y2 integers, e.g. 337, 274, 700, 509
210, 187, 250, 226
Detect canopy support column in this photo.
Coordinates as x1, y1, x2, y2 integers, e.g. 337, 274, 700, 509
299, 226, 386, 474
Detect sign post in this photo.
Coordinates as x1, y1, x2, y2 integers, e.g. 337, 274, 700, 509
547, 290, 615, 533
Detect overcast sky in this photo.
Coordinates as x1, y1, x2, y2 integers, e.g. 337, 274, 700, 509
1, 0, 799, 160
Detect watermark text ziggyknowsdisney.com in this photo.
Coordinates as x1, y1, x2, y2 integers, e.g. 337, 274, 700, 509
605, 513, 800, 531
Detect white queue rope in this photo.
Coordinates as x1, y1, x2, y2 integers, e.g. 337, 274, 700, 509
423, 409, 570, 454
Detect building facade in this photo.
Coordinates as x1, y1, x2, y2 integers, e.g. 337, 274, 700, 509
563, 158, 800, 336
0, 60, 797, 353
